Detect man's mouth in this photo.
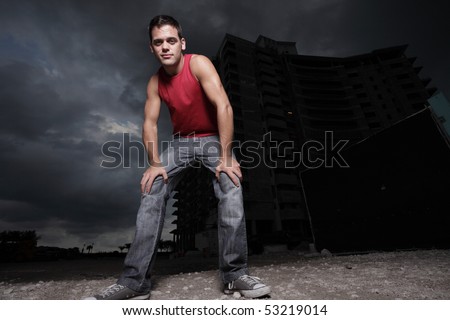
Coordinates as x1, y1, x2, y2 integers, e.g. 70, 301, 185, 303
161, 54, 172, 59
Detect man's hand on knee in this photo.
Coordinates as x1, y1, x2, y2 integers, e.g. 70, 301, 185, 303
141, 166, 168, 193
215, 157, 242, 187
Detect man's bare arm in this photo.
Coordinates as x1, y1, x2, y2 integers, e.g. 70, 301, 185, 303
190, 54, 242, 186
140, 75, 168, 193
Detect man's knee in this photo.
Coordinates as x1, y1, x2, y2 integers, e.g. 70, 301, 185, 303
218, 172, 241, 190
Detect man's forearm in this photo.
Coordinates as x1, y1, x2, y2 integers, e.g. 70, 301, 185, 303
216, 104, 234, 161
142, 125, 161, 166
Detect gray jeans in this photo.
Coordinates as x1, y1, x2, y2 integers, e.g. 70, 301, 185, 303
118, 135, 248, 293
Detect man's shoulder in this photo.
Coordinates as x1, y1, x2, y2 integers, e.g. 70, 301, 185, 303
147, 73, 159, 93
189, 54, 214, 78
189, 54, 210, 63
149, 73, 159, 83
151, 68, 164, 85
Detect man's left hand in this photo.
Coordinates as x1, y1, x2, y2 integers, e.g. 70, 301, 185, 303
215, 157, 242, 187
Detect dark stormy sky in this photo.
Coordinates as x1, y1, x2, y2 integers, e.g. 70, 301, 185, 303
1, 0, 449, 252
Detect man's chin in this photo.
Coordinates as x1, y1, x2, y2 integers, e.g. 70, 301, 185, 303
159, 58, 176, 66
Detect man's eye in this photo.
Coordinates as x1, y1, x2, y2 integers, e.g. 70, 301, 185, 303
168, 39, 177, 44
154, 41, 163, 46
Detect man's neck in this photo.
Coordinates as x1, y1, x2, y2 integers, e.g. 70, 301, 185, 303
163, 54, 185, 76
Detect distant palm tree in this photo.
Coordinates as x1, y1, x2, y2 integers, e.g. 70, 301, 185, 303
86, 243, 94, 254
118, 245, 125, 253
125, 243, 131, 252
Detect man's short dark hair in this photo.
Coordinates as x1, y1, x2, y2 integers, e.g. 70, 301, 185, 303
148, 15, 183, 41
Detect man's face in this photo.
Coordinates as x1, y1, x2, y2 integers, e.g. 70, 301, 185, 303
150, 24, 186, 70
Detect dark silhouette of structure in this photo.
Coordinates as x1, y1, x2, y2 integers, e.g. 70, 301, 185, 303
170, 34, 445, 254
301, 108, 450, 252
0, 230, 39, 262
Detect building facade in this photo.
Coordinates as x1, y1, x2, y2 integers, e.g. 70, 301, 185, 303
171, 34, 436, 254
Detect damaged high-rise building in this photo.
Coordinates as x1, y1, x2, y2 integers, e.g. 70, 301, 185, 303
171, 34, 437, 254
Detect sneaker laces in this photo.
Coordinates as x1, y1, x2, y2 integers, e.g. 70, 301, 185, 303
228, 275, 262, 289
239, 275, 262, 287
98, 284, 125, 298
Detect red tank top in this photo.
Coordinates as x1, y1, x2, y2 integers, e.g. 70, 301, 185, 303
158, 54, 218, 137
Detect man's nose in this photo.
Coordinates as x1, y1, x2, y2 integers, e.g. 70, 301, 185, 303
162, 41, 169, 50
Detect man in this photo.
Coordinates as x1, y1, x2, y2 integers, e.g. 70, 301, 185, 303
86, 15, 270, 300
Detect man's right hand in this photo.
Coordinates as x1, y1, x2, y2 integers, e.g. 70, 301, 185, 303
140, 166, 168, 193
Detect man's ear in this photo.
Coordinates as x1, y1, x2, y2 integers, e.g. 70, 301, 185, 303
149, 42, 154, 53
181, 38, 186, 51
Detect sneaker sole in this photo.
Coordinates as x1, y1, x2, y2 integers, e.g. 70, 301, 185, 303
128, 293, 151, 300
83, 293, 150, 300
224, 286, 271, 298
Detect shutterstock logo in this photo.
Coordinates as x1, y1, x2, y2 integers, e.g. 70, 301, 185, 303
100, 132, 349, 169
238, 131, 350, 169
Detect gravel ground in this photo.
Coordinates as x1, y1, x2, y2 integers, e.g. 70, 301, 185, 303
1, 249, 449, 300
